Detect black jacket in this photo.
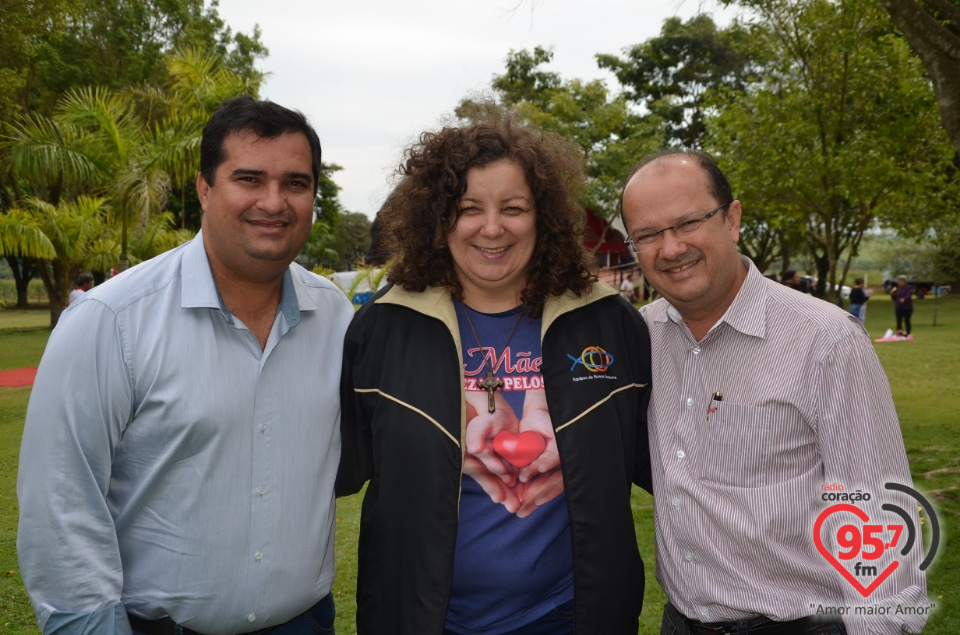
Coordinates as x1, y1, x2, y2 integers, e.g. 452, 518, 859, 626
336, 283, 653, 634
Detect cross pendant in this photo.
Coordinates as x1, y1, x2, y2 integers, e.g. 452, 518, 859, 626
478, 369, 505, 413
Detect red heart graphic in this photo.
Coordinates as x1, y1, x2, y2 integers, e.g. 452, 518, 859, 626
493, 431, 546, 468
813, 504, 899, 598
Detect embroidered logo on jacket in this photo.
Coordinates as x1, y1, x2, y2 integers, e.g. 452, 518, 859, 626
567, 346, 616, 381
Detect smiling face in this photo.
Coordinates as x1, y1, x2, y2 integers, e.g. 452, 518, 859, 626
198, 129, 315, 284
622, 156, 746, 331
448, 159, 536, 311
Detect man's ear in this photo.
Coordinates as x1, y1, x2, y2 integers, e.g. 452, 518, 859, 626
726, 200, 742, 244
196, 172, 210, 212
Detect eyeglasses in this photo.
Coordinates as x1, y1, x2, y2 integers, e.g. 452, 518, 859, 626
624, 201, 732, 253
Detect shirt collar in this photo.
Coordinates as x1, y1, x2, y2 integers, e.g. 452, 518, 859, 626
662, 255, 766, 339
180, 230, 302, 328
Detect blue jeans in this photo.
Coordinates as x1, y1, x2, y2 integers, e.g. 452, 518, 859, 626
444, 598, 574, 635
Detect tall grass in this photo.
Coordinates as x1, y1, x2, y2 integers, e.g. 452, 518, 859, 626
1, 295, 956, 633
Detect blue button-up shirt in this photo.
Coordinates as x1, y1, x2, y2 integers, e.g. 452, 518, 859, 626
17, 234, 354, 635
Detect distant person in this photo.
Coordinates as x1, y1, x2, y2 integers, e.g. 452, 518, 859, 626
17, 96, 353, 635
891, 275, 915, 335
782, 269, 813, 294
620, 270, 636, 302
848, 277, 871, 321
620, 148, 927, 635
68, 273, 94, 304
780, 269, 800, 289
337, 119, 653, 634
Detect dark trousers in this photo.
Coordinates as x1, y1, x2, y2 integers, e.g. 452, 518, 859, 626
660, 602, 846, 635
895, 307, 913, 334
130, 593, 334, 635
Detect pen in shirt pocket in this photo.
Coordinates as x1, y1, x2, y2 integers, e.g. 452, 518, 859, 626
706, 391, 723, 421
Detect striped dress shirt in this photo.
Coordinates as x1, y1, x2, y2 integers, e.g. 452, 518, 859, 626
642, 257, 927, 635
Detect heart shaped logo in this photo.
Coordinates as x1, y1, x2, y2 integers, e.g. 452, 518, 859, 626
493, 430, 546, 468
813, 504, 899, 597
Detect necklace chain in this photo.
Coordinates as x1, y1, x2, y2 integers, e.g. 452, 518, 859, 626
461, 304, 524, 413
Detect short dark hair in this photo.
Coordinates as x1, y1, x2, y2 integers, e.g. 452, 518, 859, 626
381, 116, 596, 317
620, 148, 734, 221
77, 273, 94, 286
199, 96, 322, 194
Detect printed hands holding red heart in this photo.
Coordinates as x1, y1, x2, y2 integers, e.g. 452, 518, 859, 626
463, 389, 562, 518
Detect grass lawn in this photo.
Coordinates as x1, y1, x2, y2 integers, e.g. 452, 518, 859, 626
1, 295, 957, 633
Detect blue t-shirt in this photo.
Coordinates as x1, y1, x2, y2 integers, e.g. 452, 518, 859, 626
446, 303, 574, 635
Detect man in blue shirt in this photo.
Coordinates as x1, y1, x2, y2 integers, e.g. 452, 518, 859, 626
17, 96, 354, 635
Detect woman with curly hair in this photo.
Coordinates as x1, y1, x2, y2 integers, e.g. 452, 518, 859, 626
336, 118, 653, 635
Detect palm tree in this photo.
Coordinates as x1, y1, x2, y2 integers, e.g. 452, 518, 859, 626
14, 196, 118, 325
0, 49, 254, 322
0, 210, 57, 260
3, 88, 172, 324
54, 86, 173, 270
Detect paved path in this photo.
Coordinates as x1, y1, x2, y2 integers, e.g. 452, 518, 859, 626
0, 366, 37, 387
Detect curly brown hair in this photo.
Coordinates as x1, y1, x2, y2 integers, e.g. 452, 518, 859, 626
381, 117, 596, 317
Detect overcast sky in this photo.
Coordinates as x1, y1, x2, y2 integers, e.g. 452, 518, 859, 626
216, 0, 740, 218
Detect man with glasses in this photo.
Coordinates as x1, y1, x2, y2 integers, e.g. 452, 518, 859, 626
620, 149, 927, 635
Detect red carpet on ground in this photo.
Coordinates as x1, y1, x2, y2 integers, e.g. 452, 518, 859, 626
0, 366, 37, 387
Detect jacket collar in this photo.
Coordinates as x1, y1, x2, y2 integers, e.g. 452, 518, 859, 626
376, 281, 619, 338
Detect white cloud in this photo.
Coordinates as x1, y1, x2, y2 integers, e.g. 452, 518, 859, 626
217, 0, 739, 216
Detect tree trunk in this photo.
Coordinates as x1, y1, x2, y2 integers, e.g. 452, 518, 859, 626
36, 260, 68, 328
6, 255, 36, 309
881, 0, 960, 158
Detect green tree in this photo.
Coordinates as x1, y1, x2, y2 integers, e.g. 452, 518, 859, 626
879, 0, 960, 158
458, 47, 661, 225
6, 85, 172, 272
0, 47, 253, 319
332, 212, 373, 268
0, 0, 67, 120
489, 45, 561, 103
597, 14, 758, 148
11, 196, 119, 324
15, 0, 265, 118
708, 0, 956, 300
150, 46, 261, 229
0, 208, 55, 307
1, 1, 265, 308
316, 162, 346, 227
300, 211, 372, 272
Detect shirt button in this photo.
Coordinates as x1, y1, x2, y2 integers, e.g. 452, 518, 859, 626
255, 550, 263, 562
257, 487, 265, 497
685, 553, 694, 562
693, 346, 701, 355
260, 423, 267, 432
700, 608, 710, 618
676, 450, 686, 459
672, 497, 681, 508
248, 613, 257, 623
685, 397, 694, 408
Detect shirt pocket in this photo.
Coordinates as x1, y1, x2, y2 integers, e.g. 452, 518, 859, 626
694, 402, 771, 488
